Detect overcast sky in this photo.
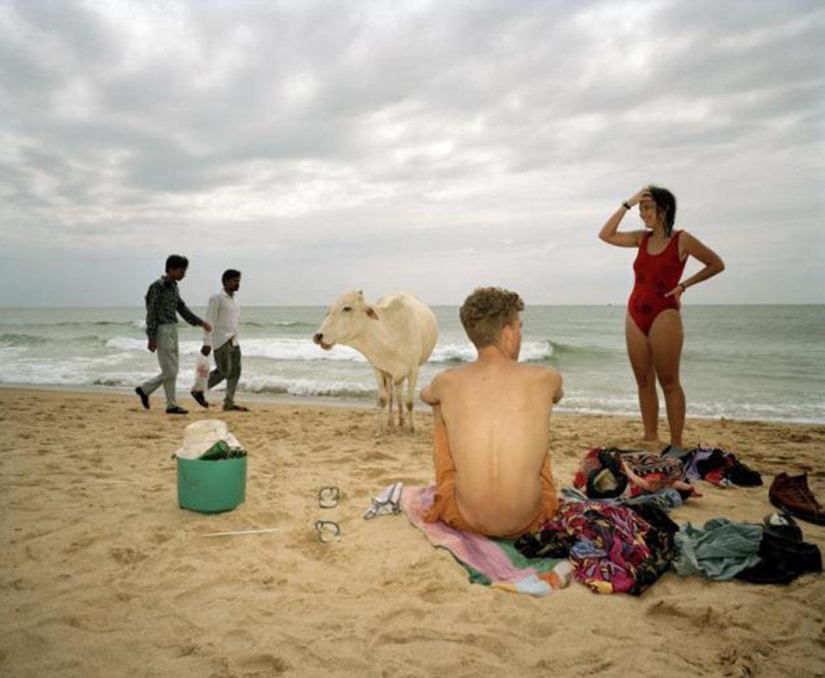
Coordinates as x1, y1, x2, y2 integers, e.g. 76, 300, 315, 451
1, 0, 823, 307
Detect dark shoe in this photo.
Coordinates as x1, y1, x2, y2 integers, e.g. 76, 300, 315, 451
737, 514, 822, 585
728, 461, 763, 487
763, 512, 803, 543
222, 404, 249, 412
135, 386, 150, 410
190, 390, 209, 409
769, 473, 825, 525
166, 406, 189, 415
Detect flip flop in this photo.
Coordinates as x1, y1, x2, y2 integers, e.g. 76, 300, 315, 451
315, 520, 341, 543
363, 481, 404, 519
318, 486, 340, 509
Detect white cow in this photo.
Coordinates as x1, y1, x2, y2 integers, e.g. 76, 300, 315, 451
313, 291, 438, 435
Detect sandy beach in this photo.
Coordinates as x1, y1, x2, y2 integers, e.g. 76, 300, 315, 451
1, 387, 823, 678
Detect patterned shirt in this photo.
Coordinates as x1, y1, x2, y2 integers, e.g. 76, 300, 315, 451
144, 277, 203, 340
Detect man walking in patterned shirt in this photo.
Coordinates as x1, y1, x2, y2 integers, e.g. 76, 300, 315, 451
135, 254, 212, 415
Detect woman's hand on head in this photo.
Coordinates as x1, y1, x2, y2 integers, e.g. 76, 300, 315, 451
627, 188, 652, 207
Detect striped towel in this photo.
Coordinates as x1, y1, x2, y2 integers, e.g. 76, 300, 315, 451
402, 485, 571, 596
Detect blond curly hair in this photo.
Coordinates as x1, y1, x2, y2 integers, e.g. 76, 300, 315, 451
459, 287, 524, 348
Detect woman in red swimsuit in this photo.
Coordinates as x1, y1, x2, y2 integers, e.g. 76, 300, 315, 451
599, 186, 725, 451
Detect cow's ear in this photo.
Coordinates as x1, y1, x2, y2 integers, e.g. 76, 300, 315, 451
365, 306, 379, 320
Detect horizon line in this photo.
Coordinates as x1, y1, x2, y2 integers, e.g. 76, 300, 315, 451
2, 302, 824, 310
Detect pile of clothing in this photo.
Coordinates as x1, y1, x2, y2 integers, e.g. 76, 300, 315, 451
574, 447, 696, 500
516, 498, 679, 595
678, 446, 762, 487
511, 448, 821, 595
574, 445, 763, 502
516, 499, 821, 593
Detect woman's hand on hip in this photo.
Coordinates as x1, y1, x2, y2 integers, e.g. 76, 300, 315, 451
664, 284, 684, 309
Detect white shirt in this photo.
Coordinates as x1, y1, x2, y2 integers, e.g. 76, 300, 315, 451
204, 290, 240, 349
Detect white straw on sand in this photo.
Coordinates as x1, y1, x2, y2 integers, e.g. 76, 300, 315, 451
201, 527, 280, 538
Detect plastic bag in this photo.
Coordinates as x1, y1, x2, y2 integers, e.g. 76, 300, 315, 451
193, 353, 210, 392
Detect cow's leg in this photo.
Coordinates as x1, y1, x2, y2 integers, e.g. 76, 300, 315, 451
385, 374, 396, 429
373, 369, 390, 436
405, 367, 420, 433
394, 376, 406, 429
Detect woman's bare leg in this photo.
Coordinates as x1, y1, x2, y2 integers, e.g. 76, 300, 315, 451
625, 313, 659, 441
649, 310, 685, 448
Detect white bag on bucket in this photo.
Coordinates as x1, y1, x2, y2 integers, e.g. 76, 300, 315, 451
175, 419, 243, 459
193, 353, 210, 392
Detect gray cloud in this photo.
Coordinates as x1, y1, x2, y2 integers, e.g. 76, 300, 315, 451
0, 0, 823, 306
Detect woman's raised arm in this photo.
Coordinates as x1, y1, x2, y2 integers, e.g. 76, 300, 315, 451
598, 187, 649, 247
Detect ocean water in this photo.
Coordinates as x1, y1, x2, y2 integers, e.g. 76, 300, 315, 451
0, 305, 823, 424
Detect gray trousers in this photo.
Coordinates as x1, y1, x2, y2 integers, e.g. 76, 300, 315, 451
208, 342, 241, 407
140, 324, 179, 407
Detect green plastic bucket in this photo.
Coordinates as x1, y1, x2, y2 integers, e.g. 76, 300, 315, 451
177, 455, 247, 513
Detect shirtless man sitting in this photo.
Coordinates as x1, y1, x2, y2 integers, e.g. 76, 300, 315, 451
420, 287, 563, 538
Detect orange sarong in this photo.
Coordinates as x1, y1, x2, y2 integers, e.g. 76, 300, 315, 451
422, 420, 559, 538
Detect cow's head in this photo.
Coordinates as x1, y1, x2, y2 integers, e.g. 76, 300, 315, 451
312, 290, 379, 350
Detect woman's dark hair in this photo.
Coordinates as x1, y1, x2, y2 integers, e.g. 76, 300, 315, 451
165, 254, 189, 271
222, 268, 241, 284
648, 185, 677, 235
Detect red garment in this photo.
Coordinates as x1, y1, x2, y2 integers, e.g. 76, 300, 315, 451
628, 230, 687, 335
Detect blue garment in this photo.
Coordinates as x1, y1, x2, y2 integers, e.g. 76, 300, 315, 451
673, 518, 762, 580
561, 486, 683, 513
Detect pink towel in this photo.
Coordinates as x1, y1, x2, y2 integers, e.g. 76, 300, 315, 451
402, 485, 571, 596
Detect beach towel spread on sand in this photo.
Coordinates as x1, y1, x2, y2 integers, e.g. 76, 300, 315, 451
402, 485, 572, 597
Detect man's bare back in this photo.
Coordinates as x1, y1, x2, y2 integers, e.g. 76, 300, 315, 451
422, 317, 563, 537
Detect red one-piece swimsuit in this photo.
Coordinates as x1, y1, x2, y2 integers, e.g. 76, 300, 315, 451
628, 230, 687, 336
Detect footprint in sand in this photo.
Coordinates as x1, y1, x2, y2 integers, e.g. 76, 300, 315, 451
109, 547, 148, 565
236, 653, 291, 673
151, 530, 172, 545
788, 433, 812, 443
177, 643, 200, 657
65, 535, 97, 554
717, 646, 757, 677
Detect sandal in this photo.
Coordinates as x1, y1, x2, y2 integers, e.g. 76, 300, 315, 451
363, 481, 403, 519
315, 520, 341, 543
318, 486, 340, 509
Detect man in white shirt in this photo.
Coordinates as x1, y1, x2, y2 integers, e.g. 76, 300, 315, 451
191, 269, 249, 411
